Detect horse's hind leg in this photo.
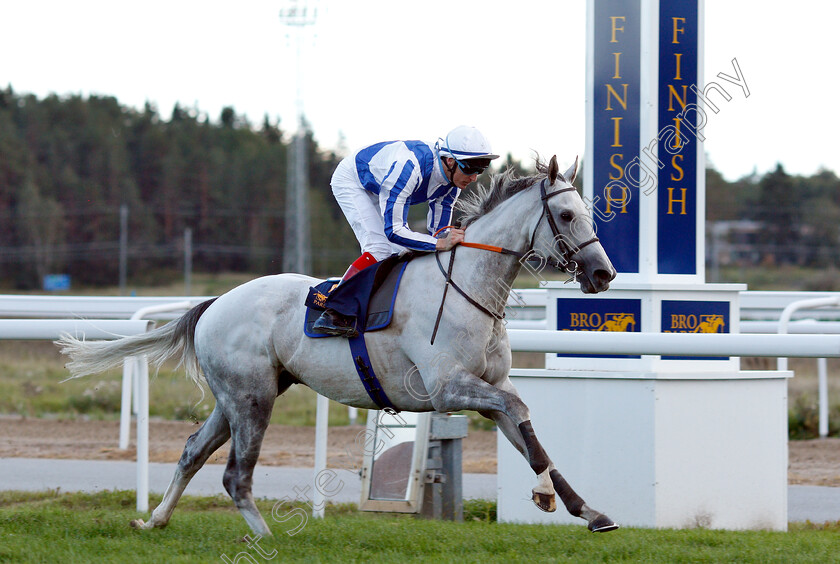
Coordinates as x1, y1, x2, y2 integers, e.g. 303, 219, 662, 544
222, 393, 275, 536
131, 404, 231, 530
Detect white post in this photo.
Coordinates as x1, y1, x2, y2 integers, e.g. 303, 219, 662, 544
132, 361, 140, 415
136, 356, 150, 512
122, 301, 194, 511
818, 357, 829, 438
119, 359, 134, 449
312, 394, 329, 518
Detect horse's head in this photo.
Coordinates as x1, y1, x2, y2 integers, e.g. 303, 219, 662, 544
531, 155, 616, 294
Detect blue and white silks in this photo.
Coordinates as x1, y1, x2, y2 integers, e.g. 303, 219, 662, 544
333, 140, 459, 254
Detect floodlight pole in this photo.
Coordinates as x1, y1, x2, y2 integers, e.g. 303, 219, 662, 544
279, 0, 316, 276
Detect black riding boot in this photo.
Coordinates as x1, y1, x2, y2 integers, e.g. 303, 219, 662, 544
311, 253, 377, 338
312, 308, 358, 338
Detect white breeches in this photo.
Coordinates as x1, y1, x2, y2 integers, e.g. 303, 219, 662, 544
331, 167, 406, 261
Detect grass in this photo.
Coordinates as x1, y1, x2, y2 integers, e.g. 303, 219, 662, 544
1, 491, 839, 563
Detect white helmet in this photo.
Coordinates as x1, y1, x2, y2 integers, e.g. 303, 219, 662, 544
437, 125, 500, 164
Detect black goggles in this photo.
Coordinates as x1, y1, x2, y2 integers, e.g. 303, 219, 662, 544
456, 160, 489, 176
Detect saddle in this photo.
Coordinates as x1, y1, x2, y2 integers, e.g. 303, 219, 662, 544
303, 253, 411, 338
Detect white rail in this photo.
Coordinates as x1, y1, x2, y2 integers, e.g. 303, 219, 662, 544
775, 297, 840, 438
740, 291, 840, 321
504, 290, 840, 439
776, 297, 840, 370
0, 297, 201, 513
0, 295, 212, 319
0, 319, 153, 339
741, 320, 840, 334
507, 330, 840, 358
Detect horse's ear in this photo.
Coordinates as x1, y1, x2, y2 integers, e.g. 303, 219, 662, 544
548, 155, 559, 185
563, 156, 579, 185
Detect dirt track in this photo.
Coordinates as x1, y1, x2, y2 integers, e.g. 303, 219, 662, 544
0, 416, 496, 474
1, 416, 838, 485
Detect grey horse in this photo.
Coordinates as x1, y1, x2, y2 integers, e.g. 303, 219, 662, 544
57, 156, 618, 535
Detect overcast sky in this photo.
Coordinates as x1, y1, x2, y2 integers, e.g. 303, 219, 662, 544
1, 1, 837, 181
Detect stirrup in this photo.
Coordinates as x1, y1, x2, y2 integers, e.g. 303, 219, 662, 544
312, 309, 358, 338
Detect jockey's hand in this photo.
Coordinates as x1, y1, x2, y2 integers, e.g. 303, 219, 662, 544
435, 228, 465, 251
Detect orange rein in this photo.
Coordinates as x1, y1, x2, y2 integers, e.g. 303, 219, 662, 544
433, 225, 520, 257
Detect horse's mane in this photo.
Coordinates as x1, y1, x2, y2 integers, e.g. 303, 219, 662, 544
456, 159, 551, 228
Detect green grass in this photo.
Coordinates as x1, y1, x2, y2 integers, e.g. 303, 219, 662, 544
1, 491, 839, 564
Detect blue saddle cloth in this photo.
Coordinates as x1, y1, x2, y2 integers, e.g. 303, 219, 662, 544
301, 254, 412, 412
303, 256, 409, 338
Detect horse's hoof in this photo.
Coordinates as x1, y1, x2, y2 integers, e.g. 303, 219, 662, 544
129, 519, 146, 529
588, 514, 619, 533
532, 491, 556, 513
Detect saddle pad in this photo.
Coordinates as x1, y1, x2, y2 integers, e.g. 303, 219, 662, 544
303, 260, 409, 338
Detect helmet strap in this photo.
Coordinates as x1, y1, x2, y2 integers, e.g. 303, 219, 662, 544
439, 134, 460, 184
443, 157, 458, 184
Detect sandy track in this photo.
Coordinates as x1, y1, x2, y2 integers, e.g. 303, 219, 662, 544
1, 416, 837, 485
0, 416, 496, 474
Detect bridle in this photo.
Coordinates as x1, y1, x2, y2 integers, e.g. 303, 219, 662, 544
430, 178, 600, 344
531, 178, 601, 274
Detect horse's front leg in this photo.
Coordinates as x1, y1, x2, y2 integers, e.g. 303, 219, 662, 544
478, 409, 556, 512
429, 372, 618, 532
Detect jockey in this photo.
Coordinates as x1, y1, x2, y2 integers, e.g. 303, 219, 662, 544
312, 125, 500, 337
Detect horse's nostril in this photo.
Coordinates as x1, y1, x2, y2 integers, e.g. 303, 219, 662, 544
594, 269, 615, 284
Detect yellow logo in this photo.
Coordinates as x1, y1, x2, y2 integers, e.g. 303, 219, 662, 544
313, 291, 328, 309
568, 312, 636, 331
667, 314, 725, 333
597, 313, 636, 332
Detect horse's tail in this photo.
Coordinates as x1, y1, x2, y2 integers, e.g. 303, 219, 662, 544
56, 298, 218, 386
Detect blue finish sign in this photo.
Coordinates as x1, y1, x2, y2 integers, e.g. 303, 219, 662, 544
657, 0, 699, 274
556, 297, 641, 358
661, 299, 729, 360
592, 0, 641, 273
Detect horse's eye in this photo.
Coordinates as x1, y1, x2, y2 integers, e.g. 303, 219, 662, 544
560, 211, 574, 222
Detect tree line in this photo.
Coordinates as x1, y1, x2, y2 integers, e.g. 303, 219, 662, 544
0, 87, 353, 289
0, 87, 838, 290
706, 162, 840, 269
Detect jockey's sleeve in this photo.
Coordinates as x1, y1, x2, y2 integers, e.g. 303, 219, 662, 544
379, 161, 439, 252
427, 187, 460, 237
